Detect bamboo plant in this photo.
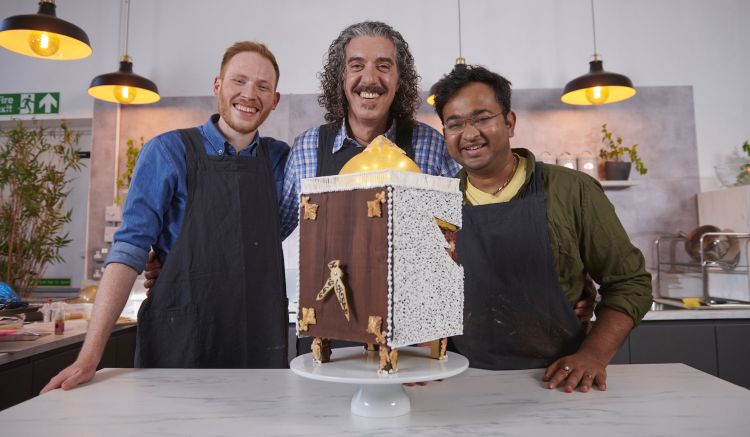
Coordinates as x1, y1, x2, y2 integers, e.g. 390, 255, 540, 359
0, 121, 83, 295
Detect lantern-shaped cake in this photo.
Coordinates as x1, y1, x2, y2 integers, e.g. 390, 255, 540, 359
297, 136, 464, 373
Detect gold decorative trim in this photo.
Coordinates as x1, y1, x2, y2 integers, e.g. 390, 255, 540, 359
298, 307, 317, 332
301, 195, 319, 220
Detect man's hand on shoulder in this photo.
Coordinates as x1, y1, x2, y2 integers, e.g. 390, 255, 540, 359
574, 276, 597, 327
143, 249, 162, 292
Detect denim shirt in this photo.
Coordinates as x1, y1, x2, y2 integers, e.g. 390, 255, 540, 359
105, 114, 289, 273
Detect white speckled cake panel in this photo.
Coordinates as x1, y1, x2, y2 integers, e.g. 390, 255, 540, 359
389, 186, 464, 348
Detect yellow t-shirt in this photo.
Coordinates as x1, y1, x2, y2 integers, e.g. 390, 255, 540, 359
465, 154, 527, 205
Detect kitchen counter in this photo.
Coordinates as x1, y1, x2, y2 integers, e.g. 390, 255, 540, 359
0, 323, 134, 366
0, 323, 136, 410
1, 363, 748, 436
643, 307, 750, 321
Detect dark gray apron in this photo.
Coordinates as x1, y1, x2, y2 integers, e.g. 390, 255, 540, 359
135, 128, 288, 368
452, 162, 585, 370
315, 121, 414, 176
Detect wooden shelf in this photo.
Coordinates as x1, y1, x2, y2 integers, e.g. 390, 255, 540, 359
600, 180, 640, 189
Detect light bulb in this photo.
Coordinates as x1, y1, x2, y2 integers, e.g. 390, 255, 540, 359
28, 31, 60, 57
114, 86, 137, 104
585, 86, 610, 105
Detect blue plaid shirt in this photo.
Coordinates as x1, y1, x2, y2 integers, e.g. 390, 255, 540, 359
279, 120, 459, 238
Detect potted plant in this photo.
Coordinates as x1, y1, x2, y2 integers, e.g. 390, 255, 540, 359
0, 121, 83, 296
114, 136, 143, 205
714, 140, 750, 187
598, 123, 648, 180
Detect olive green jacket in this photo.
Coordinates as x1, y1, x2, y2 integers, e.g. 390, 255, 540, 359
458, 148, 653, 325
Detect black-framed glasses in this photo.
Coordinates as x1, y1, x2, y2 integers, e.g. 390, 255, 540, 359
444, 112, 503, 135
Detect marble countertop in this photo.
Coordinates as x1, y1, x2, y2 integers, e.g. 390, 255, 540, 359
1, 363, 748, 436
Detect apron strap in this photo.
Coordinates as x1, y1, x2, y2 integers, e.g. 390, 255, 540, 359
179, 128, 207, 170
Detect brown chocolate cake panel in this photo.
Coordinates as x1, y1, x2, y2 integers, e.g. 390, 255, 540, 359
298, 188, 389, 344
297, 170, 465, 355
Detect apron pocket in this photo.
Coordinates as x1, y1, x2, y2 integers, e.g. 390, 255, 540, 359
137, 303, 199, 368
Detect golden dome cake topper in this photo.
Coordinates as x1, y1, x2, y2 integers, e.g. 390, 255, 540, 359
339, 135, 421, 175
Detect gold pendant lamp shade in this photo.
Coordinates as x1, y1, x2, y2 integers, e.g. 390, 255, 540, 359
0, 0, 92, 60
561, 0, 636, 106
561, 55, 636, 105
88, 55, 160, 104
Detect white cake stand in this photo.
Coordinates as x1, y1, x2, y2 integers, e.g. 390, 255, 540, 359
290, 346, 469, 417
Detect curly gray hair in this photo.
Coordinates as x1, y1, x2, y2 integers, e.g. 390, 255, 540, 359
318, 21, 420, 130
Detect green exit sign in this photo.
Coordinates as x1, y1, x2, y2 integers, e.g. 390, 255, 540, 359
38, 277, 72, 287
0, 92, 60, 115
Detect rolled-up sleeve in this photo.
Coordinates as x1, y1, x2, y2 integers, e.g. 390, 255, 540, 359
104, 136, 178, 273
580, 180, 653, 325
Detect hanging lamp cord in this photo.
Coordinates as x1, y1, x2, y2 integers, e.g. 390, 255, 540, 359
590, 0, 599, 57
458, 0, 462, 58
124, 0, 130, 56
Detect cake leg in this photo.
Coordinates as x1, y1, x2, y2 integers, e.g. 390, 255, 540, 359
364, 343, 378, 352
429, 338, 449, 360
312, 337, 331, 363
378, 344, 398, 374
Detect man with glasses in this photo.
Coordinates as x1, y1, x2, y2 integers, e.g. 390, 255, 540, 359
432, 65, 652, 393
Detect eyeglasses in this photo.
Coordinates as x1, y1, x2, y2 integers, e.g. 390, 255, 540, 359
443, 112, 503, 135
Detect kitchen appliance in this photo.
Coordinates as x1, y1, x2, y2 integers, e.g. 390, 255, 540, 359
655, 230, 750, 304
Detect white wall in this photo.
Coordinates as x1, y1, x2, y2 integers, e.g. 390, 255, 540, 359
1, 0, 749, 192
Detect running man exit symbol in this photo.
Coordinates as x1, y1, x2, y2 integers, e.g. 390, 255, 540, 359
0, 92, 60, 115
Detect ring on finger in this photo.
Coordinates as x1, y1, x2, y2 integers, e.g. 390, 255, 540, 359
562, 365, 571, 372
584, 374, 593, 379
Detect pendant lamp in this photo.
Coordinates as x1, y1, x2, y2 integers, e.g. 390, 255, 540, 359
88, 0, 159, 105
0, 0, 91, 60
427, 0, 466, 106
561, 0, 636, 105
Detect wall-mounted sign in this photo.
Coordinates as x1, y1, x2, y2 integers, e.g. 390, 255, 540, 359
38, 277, 72, 287
0, 92, 60, 115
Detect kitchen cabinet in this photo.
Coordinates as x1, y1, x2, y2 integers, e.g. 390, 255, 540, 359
0, 325, 136, 411
611, 318, 750, 389
716, 323, 750, 389
628, 322, 717, 375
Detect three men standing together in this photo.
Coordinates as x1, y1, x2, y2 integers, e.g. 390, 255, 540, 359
43, 21, 651, 395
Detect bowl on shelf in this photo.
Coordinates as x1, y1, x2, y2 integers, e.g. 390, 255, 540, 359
714, 163, 750, 187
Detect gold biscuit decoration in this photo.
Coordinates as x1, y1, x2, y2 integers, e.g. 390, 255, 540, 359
298, 307, 317, 332
366, 315, 386, 344
435, 217, 460, 262
301, 196, 318, 220
367, 191, 386, 218
316, 260, 351, 321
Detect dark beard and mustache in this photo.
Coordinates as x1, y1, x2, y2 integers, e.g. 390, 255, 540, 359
352, 84, 387, 96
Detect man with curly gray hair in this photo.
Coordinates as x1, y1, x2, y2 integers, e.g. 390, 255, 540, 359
279, 21, 460, 238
